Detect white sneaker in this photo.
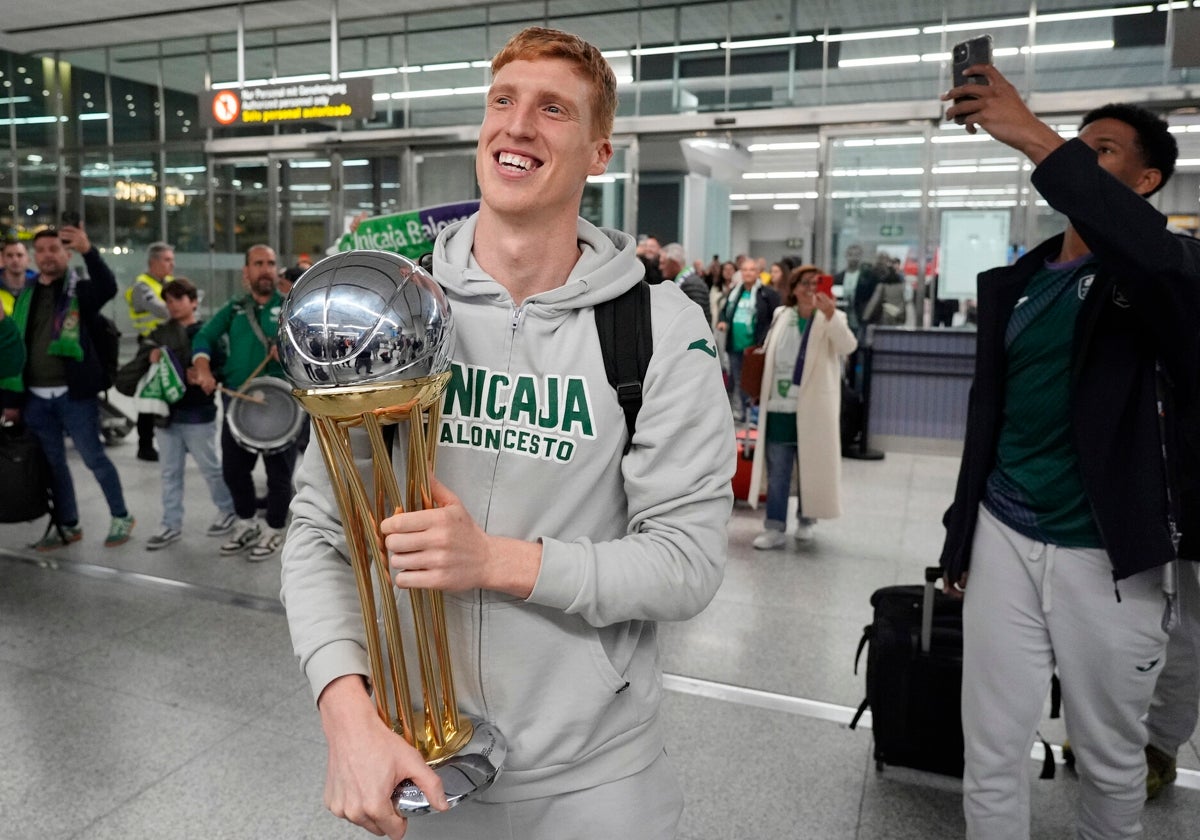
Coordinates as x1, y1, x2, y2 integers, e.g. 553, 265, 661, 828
794, 523, 815, 542
248, 526, 285, 562
206, 512, 238, 537
146, 528, 182, 551
752, 530, 788, 550
220, 520, 261, 555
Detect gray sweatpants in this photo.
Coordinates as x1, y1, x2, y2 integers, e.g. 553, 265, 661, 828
962, 506, 1168, 840
406, 750, 684, 840
1147, 559, 1200, 756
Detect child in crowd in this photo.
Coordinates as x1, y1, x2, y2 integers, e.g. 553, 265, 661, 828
143, 278, 236, 549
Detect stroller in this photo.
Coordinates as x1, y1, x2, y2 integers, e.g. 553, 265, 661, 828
99, 392, 135, 446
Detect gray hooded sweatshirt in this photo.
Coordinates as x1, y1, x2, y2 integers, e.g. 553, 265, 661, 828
281, 215, 734, 802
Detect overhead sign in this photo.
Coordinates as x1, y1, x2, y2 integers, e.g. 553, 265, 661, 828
199, 78, 374, 129
334, 201, 481, 260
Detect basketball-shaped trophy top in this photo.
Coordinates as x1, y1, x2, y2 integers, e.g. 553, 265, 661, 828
278, 250, 454, 390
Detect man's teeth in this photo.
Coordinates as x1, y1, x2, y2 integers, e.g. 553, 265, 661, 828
498, 152, 536, 170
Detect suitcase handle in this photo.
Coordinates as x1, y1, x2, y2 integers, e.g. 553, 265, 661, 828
921, 566, 941, 654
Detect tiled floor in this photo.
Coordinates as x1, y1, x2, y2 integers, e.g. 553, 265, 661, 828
1, 422, 1197, 839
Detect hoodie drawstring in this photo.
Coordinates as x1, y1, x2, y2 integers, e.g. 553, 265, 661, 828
1026, 541, 1056, 614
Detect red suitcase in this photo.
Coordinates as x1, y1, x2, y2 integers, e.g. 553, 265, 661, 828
731, 427, 764, 502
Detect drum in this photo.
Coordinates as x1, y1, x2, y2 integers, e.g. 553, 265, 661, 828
226, 376, 305, 454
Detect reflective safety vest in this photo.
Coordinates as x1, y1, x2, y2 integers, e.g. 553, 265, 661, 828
1, 270, 35, 316
125, 273, 167, 337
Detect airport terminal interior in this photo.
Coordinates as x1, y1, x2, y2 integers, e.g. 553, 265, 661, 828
3, 0, 1200, 837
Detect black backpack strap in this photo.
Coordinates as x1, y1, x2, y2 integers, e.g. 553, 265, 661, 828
595, 280, 652, 454
1035, 730, 1056, 779
852, 625, 871, 675
848, 697, 869, 731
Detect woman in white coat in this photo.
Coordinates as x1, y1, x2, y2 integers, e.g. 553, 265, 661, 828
748, 266, 858, 549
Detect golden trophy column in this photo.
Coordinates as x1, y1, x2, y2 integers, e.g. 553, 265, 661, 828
278, 250, 505, 815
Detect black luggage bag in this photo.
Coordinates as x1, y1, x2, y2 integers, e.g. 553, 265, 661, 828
0, 422, 54, 524
850, 566, 965, 777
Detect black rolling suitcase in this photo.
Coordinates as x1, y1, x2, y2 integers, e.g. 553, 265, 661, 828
849, 566, 965, 777
0, 422, 67, 545
0, 422, 53, 525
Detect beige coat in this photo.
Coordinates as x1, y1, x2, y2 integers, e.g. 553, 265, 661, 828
748, 305, 857, 519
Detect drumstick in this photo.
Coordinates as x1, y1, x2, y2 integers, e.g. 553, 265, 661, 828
219, 385, 267, 405
235, 353, 274, 395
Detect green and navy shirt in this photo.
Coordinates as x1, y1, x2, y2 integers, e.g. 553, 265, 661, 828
983, 255, 1103, 548
765, 312, 809, 444
191, 290, 285, 390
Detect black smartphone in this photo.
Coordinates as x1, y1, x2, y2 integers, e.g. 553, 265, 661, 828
60, 210, 81, 227
952, 35, 993, 102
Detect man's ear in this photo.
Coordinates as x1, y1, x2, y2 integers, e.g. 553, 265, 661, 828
589, 139, 614, 177
1135, 167, 1163, 197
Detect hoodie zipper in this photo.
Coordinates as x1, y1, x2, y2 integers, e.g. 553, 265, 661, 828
474, 301, 528, 721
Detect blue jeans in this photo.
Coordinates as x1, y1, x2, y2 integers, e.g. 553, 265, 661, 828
158, 420, 235, 531
763, 439, 797, 530
25, 392, 128, 526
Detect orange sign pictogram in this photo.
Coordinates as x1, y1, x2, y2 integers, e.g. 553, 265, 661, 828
212, 91, 240, 125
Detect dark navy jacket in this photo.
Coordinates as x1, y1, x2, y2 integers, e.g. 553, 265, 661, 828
3, 248, 118, 408
940, 139, 1200, 583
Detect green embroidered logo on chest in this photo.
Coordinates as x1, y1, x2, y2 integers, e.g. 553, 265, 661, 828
438, 362, 596, 463
687, 339, 717, 357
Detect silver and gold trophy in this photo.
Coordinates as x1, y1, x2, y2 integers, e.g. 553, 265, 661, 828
278, 250, 504, 815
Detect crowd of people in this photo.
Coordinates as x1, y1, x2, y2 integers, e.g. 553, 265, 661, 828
0, 23, 1197, 840
632, 236, 911, 547
0, 234, 305, 561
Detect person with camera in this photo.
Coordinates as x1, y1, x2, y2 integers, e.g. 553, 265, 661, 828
0, 226, 135, 550
746, 265, 856, 550
280, 26, 732, 840
939, 63, 1200, 839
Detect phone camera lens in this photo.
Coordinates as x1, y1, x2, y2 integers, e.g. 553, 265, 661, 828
954, 47, 966, 59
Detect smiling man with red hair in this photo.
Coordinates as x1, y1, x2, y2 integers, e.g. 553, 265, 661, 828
282, 26, 733, 840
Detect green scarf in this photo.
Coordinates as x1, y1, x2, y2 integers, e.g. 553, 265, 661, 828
14, 271, 84, 361
0, 272, 86, 393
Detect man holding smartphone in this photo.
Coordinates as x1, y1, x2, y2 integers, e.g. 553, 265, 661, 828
0, 224, 136, 550
940, 64, 1200, 838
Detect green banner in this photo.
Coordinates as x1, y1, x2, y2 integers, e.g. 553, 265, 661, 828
139, 359, 186, 404
335, 200, 479, 259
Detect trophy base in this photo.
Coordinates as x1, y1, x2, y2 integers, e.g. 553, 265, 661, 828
392, 719, 507, 816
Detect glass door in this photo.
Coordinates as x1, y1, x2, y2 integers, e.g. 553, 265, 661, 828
207, 155, 276, 305
411, 145, 477, 210
822, 125, 931, 326
280, 154, 339, 265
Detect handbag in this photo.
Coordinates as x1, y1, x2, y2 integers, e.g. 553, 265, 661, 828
740, 344, 766, 400
113, 344, 153, 396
